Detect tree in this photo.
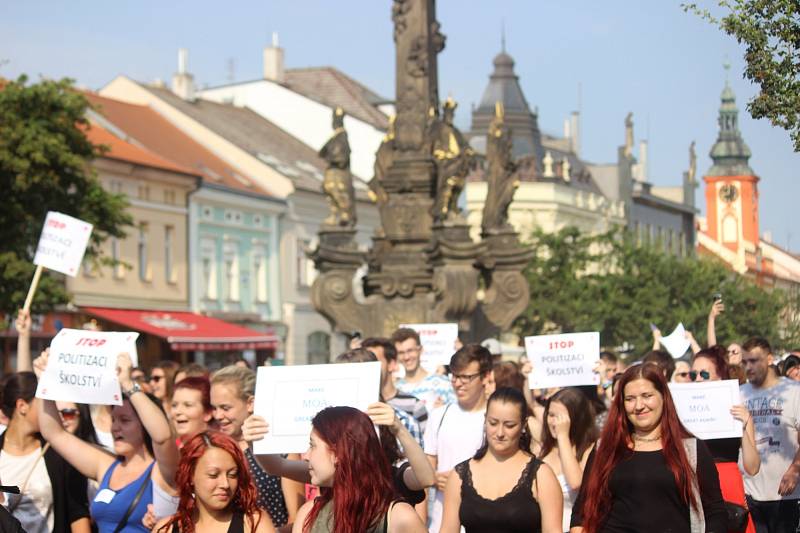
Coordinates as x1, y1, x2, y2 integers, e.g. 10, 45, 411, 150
0, 75, 132, 316
516, 226, 784, 359
684, 1, 800, 151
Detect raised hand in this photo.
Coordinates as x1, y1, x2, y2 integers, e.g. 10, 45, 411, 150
242, 414, 270, 443
367, 402, 401, 434
116, 352, 133, 389
32, 347, 50, 379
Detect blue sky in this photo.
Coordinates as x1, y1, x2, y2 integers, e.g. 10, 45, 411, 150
2, 1, 797, 251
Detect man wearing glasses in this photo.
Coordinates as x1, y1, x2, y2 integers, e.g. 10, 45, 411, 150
740, 337, 800, 532
392, 328, 455, 410
423, 344, 491, 532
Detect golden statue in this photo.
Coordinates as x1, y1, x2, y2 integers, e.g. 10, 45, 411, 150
482, 102, 519, 233
319, 107, 356, 227
430, 97, 476, 221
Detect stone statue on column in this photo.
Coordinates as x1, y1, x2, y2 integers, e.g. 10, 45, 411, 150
624, 112, 634, 158
430, 97, 476, 222
688, 140, 697, 184
482, 102, 519, 233
319, 107, 356, 227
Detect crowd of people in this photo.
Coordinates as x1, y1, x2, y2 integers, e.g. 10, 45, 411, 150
0, 301, 798, 533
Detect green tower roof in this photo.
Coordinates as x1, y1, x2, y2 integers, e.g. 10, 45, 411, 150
707, 75, 754, 177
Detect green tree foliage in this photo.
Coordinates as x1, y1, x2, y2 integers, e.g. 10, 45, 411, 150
684, 1, 800, 151
0, 75, 131, 315
516, 226, 784, 359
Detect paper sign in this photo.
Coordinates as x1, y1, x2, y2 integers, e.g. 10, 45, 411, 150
660, 323, 691, 359
253, 361, 380, 454
669, 380, 743, 439
399, 323, 459, 373
33, 211, 93, 276
525, 332, 600, 389
36, 328, 139, 406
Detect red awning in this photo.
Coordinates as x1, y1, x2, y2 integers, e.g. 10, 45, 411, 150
82, 307, 278, 351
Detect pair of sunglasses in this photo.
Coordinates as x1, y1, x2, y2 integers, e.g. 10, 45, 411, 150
58, 408, 80, 421
689, 370, 711, 381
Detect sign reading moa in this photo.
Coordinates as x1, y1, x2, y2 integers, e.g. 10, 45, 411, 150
310, 0, 532, 339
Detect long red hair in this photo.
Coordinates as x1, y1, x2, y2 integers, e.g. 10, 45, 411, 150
578, 363, 697, 533
303, 406, 395, 533
158, 431, 262, 533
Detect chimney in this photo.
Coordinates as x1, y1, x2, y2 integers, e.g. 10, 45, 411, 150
171, 48, 195, 101
570, 111, 580, 155
263, 32, 285, 83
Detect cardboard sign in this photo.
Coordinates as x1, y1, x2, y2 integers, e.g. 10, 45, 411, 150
399, 323, 459, 373
660, 323, 691, 359
36, 328, 139, 406
669, 380, 743, 440
525, 332, 600, 389
253, 361, 380, 454
33, 211, 93, 276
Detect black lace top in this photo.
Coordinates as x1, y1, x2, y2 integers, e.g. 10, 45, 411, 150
455, 457, 543, 533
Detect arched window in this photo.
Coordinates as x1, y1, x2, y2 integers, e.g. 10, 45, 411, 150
307, 331, 331, 364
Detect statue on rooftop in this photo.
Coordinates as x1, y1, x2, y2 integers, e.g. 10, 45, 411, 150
688, 140, 697, 184
482, 102, 519, 233
319, 107, 356, 227
624, 112, 634, 158
430, 97, 476, 221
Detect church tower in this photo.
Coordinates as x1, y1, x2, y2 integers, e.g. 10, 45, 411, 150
703, 67, 759, 254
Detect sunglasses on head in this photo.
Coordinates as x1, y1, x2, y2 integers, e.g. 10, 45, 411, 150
689, 370, 710, 381
58, 408, 80, 421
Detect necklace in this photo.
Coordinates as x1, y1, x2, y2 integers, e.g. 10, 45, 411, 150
632, 433, 661, 442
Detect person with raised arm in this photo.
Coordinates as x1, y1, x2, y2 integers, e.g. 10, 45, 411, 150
14, 309, 32, 372
34, 350, 180, 532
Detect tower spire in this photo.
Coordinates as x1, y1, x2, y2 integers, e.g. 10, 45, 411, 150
707, 67, 754, 177
501, 20, 506, 52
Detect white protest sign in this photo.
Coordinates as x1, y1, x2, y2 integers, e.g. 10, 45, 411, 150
253, 361, 380, 454
660, 323, 691, 359
669, 380, 743, 439
399, 323, 459, 373
33, 211, 93, 277
36, 328, 139, 406
525, 332, 600, 389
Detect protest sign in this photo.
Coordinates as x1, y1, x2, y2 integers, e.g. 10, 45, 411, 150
669, 380, 743, 440
36, 328, 139, 406
253, 361, 380, 454
399, 323, 459, 373
25, 212, 94, 312
659, 323, 691, 359
525, 332, 600, 389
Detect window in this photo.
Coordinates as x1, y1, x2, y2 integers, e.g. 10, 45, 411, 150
138, 223, 150, 281
165, 226, 175, 283
223, 242, 240, 302
137, 185, 150, 201
201, 238, 217, 299
111, 237, 124, 279
164, 189, 176, 205
296, 239, 314, 287
307, 331, 331, 364
253, 245, 268, 303
722, 216, 738, 243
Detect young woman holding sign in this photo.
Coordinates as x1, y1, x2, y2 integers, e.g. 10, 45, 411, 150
0, 371, 91, 533
570, 362, 727, 533
153, 431, 274, 533
691, 345, 759, 533
34, 351, 180, 532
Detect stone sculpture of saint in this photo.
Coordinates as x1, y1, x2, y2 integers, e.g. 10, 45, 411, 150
370, 115, 394, 207
430, 97, 476, 221
319, 107, 356, 227
482, 102, 519, 233
624, 112, 634, 158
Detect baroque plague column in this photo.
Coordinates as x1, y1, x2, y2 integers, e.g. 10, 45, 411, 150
310, 0, 532, 340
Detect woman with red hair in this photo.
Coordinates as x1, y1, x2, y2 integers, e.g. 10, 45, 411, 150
294, 406, 425, 533
171, 377, 213, 446
569, 362, 726, 533
154, 431, 274, 533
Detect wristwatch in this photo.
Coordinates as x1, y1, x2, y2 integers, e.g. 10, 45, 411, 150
122, 381, 142, 398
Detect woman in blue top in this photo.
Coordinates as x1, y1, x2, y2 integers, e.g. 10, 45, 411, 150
35, 351, 180, 532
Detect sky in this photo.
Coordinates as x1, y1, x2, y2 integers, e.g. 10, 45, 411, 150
2, 1, 797, 251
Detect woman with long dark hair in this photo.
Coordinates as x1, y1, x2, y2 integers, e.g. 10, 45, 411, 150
539, 388, 597, 533
293, 406, 425, 533
55, 402, 100, 446
153, 431, 274, 533
441, 387, 563, 533
691, 346, 759, 533
570, 362, 727, 533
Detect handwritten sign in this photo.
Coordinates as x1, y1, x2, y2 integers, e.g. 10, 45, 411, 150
660, 323, 691, 359
253, 361, 380, 454
33, 211, 93, 277
36, 328, 139, 405
669, 380, 743, 439
400, 323, 459, 373
525, 332, 600, 389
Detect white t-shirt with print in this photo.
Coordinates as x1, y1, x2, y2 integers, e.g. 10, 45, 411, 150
740, 378, 800, 501
397, 373, 456, 410
423, 402, 486, 533
0, 447, 54, 533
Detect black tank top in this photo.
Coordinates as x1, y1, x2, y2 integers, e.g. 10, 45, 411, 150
456, 457, 543, 533
171, 511, 244, 533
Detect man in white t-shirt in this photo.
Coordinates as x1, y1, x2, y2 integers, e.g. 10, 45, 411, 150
423, 344, 491, 533
393, 328, 456, 409
740, 336, 800, 532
